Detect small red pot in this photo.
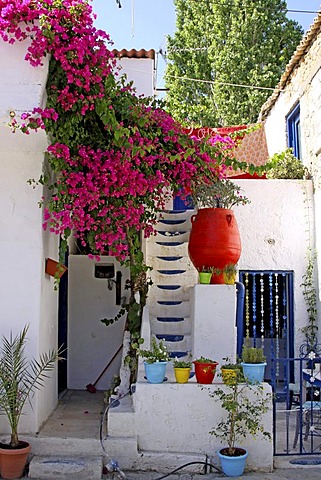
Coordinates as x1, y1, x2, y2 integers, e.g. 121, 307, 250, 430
193, 361, 218, 384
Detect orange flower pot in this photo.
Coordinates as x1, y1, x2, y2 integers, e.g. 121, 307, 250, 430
45, 258, 67, 278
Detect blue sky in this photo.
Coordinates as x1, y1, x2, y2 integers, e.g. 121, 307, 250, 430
91, 0, 321, 89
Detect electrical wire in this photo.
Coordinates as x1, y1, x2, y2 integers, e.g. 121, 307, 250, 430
154, 461, 222, 479
184, 0, 319, 15
164, 73, 283, 92
99, 390, 222, 479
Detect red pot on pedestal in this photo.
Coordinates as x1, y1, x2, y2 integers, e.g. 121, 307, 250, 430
188, 208, 241, 284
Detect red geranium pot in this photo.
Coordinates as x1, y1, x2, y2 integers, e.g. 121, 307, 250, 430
193, 360, 218, 384
188, 208, 241, 284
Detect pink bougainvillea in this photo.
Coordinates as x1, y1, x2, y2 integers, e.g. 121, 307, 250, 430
0, 0, 239, 261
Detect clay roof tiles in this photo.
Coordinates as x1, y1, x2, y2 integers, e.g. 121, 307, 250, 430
112, 49, 155, 59
259, 10, 321, 121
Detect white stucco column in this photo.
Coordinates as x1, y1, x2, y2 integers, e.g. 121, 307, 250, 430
191, 285, 237, 367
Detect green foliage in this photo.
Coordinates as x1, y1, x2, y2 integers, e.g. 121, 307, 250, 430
265, 148, 308, 179
221, 357, 242, 370
208, 374, 271, 455
241, 344, 266, 364
136, 337, 170, 364
194, 356, 217, 364
197, 266, 214, 273
190, 179, 250, 209
173, 359, 192, 368
0, 325, 61, 447
301, 249, 318, 350
165, 0, 303, 126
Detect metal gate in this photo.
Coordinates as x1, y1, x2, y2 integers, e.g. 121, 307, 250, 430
272, 356, 321, 456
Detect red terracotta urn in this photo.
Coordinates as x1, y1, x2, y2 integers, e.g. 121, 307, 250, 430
188, 208, 241, 284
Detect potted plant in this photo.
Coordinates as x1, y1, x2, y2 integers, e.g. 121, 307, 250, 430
220, 357, 243, 385
0, 325, 61, 479
241, 342, 267, 384
193, 356, 218, 384
188, 179, 249, 283
212, 263, 238, 285
173, 358, 192, 383
197, 266, 213, 284
137, 337, 170, 384
209, 369, 271, 477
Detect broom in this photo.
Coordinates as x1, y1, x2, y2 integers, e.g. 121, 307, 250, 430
86, 344, 123, 393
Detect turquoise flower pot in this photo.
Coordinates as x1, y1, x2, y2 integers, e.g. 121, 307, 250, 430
144, 361, 167, 383
241, 362, 267, 384
218, 448, 248, 477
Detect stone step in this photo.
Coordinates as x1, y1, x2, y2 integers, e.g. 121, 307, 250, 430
150, 270, 197, 285
150, 256, 193, 271
28, 455, 103, 480
150, 316, 192, 335
149, 300, 190, 317
107, 395, 136, 437
154, 231, 189, 242
149, 285, 192, 302
157, 209, 195, 220
147, 241, 189, 256
154, 333, 191, 352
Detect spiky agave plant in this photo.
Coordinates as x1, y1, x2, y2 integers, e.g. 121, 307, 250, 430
0, 325, 61, 448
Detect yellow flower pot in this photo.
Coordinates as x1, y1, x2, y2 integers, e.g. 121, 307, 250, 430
174, 367, 191, 383
223, 272, 236, 285
221, 368, 237, 385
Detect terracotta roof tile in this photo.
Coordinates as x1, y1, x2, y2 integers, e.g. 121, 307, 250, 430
259, 10, 321, 121
112, 49, 155, 59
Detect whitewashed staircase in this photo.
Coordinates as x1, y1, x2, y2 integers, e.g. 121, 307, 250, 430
146, 209, 198, 378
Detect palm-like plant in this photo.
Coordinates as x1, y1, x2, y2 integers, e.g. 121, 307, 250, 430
0, 325, 61, 448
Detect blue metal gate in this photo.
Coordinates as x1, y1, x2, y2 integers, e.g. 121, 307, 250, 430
272, 356, 321, 456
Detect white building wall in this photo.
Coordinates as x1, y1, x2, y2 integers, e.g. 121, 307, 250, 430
0, 37, 59, 435
263, 30, 321, 327
115, 57, 155, 97
235, 179, 314, 354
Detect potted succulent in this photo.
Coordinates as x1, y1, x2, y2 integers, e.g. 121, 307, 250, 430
173, 358, 192, 383
193, 356, 218, 384
241, 342, 267, 384
209, 369, 271, 477
197, 266, 213, 284
188, 179, 249, 283
220, 357, 243, 385
137, 336, 170, 384
212, 263, 238, 285
0, 325, 61, 479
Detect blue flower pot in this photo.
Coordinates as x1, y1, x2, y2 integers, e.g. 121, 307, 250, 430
144, 361, 167, 383
241, 362, 267, 384
218, 448, 248, 477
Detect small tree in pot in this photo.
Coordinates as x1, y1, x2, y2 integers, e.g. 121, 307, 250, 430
0, 325, 61, 479
208, 369, 271, 477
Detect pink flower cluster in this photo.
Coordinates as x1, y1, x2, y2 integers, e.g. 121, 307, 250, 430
0, 0, 236, 260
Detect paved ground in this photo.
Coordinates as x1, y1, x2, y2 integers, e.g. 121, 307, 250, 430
120, 466, 321, 479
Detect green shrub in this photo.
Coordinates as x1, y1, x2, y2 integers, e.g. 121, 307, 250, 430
265, 148, 308, 179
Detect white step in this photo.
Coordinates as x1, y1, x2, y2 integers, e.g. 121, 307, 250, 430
150, 316, 192, 335
148, 285, 192, 302
150, 256, 193, 270
28, 455, 103, 480
149, 300, 190, 317
147, 241, 189, 257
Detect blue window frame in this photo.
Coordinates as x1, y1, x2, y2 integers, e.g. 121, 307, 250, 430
287, 103, 301, 159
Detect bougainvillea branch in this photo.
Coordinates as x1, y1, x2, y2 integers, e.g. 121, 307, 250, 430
0, 0, 242, 373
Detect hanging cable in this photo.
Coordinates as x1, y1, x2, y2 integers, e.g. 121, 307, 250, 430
164, 72, 284, 92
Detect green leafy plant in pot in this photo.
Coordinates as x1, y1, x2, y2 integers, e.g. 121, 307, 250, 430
193, 356, 218, 384
220, 357, 243, 385
137, 337, 170, 384
173, 357, 192, 383
0, 325, 61, 479
241, 342, 267, 384
209, 369, 271, 476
